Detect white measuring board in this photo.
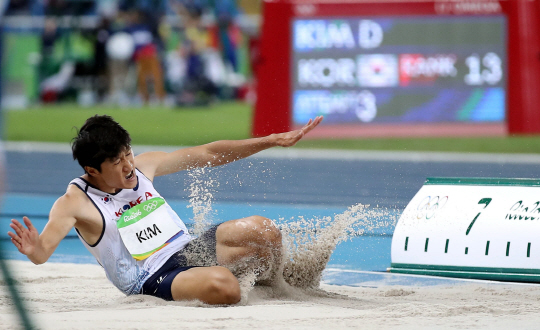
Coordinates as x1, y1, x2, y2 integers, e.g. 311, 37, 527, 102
389, 177, 540, 282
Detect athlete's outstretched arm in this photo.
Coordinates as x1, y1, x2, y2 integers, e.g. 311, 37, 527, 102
8, 193, 78, 264
136, 116, 323, 179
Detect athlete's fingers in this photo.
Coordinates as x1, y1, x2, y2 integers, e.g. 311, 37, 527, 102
303, 116, 323, 133
7, 231, 19, 241
278, 117, 323, 147
299, 117, 319, 136
8, 232, 22, 248
12, 220, 28, 235
11, 238, 22, 249
23, 216, 35, 231
13, 218, 30, 232
11, 236, 21, 245
9, 222, 24, 236
297, 116, 322, 138
300, 119, 313, 133
10, 219, 23, 228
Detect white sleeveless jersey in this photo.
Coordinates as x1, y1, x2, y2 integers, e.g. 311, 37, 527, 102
70, 169, 192, 295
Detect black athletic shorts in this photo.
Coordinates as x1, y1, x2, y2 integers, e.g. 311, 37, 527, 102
140, 224, 219, 301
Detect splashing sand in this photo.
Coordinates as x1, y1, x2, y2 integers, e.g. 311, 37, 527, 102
186, 167, 217, 237
185, 168, 396, 301
280, 204, 390, 289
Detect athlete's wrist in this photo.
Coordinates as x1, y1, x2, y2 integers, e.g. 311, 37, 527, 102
261, 134, 280, 148
27, 240, 49, 265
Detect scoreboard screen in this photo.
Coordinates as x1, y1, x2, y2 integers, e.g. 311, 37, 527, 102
291, 15, 507, 126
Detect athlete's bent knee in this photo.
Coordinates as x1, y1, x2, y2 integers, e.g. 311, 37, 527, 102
206, 270, 241, 305
253, 216, 282, 246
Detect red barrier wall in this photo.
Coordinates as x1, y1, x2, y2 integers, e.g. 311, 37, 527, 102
505, 0, 540, 134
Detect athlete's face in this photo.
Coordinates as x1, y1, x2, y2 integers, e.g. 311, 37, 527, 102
88, 147, 136, 193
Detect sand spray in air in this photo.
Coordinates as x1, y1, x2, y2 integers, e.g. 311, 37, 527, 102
185, 167, 396, 303
186, 167, 216, 237
279, 204, 390, 289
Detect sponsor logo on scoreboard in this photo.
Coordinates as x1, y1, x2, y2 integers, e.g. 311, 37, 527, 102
435, 1, 502, 15
505, 200, 540, 221
416, 195, 449, 220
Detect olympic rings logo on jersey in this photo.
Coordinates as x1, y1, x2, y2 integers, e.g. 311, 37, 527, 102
416, 195, 449, 220
144, 201, 159, 212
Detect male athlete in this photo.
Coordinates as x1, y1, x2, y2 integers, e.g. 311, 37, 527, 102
8, 115, 323, 305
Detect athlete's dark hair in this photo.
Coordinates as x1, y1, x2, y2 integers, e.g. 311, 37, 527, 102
72, 115, 131, 172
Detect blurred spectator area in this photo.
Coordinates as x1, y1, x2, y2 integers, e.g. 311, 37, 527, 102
1, 0, 262, 108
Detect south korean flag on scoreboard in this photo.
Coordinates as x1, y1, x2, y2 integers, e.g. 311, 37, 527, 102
357, 54, 399, 88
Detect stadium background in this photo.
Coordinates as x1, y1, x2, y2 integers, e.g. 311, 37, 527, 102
2, 1, 540, 328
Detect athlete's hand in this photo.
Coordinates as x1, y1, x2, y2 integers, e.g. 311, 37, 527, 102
8, 217, 40, 257
270, 116, 323, 147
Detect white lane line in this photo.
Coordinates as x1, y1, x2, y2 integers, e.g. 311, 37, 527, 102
5, 141, 540, 164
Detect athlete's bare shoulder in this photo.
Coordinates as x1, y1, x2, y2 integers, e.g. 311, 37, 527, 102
62, 183, 87, 205
51, 183, 103, 244
51, 184, 94, 221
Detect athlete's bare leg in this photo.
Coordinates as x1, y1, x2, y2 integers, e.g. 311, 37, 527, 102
169, 215, 282, 304
170, 266, 241, 304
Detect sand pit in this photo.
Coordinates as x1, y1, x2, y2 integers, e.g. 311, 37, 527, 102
2, 260, 540, 329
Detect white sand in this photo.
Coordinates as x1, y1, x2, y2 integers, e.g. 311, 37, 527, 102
2, 261, 540, 329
